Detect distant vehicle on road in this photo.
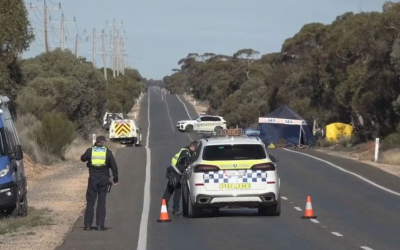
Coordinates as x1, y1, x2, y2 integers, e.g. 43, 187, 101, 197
181, 128, 281, 218
102, 112, 124, 131
109, 119, 143, 147
0, 95, 27, 217
176, 115, 226, 133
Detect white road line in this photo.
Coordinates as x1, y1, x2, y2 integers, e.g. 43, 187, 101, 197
164, 94, 174, 131
186, 133, 193, 141
294, 207, 302, 211
176, 95, 192, 119
360, 247, 374, 250
137, 91, 151, 250
281, 196, 288, 200
331, 232, 343, 237
310, 219, 319, 223
283, 148, 400, 197
175, 95, 194, 141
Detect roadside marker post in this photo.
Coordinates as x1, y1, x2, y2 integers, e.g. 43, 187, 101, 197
374, 138, 379, 163
93, 134, 96, 145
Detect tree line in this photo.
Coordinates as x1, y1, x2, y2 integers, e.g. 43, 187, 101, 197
163, 1, 400, 148
0, 0, 146, 164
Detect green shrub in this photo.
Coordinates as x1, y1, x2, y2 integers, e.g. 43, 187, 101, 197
32, 112, 77, 158
15, 88, 56, 119
381, 132, 400, 150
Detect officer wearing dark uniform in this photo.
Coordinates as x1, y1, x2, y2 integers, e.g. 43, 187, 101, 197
163, 141, 197, 215
81, 135, 119, 231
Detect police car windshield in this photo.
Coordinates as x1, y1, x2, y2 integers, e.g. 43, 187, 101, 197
202, 144, 266, 160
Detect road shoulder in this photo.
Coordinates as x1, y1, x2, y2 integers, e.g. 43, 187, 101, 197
287, 148, 400, 194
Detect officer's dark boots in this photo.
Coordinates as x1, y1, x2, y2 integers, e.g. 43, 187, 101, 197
96, 226, 107, 231
84, 226, 92, 231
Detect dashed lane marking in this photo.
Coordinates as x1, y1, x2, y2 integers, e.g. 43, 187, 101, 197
281, 196, 288, 200
360, 247, 374, 250
310, 219, 319, 223
283, 148, 400, 197
294, 207, 302, 211
164, 94, 174, 131
331, 232, 343, 237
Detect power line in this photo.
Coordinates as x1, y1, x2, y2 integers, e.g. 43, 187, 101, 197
28, 0, 60, 53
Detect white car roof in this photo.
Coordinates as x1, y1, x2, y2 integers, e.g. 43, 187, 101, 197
200, 136, 263, 146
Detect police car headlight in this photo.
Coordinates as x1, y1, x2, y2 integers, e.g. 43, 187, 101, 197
0, 165, 10, 177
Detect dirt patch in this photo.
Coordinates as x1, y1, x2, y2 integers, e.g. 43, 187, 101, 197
0, 161, 88, 250
182, 94, 208, 115
127, 92, 144, 122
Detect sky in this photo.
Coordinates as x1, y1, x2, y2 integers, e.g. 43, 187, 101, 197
22, 0, 390, 80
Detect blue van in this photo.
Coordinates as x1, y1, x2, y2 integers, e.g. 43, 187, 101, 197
0, 95, 27, 217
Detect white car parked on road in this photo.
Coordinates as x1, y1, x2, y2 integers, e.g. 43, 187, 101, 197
176, 115, 227, 132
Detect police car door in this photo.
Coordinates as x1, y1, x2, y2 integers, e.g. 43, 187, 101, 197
198, 117, 213, 131
210, 117, 222, 130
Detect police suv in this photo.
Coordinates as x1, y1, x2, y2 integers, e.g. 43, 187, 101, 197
181, 129, 281, 218
176, 115, 227, 133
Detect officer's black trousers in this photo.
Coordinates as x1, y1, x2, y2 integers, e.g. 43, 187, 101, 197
162, 183, 181, 212
84, 175, 109, 227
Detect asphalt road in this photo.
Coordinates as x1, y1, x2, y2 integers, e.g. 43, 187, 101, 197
57, 87, 400, 250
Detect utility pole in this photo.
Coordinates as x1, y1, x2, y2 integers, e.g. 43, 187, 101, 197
112, 20, 117, 77
115, 29, 120, 77
60, 14, 65, 50
102, 30, 107, 80
106, 19, 123, 78
92, 28, 97, 67
74, 34, 78, 57
28, 1, 60, 53
44, 1, 49, 52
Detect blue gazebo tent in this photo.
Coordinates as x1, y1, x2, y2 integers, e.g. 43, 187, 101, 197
257, 105, 315, 146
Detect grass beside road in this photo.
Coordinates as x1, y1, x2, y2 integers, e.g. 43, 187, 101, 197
0, 207, 53, 235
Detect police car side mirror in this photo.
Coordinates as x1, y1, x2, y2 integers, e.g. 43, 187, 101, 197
269, 154, 279, 163
14, 145, 23, 161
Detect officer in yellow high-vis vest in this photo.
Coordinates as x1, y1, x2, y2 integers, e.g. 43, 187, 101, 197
162, 141, 197, 215
80, 135, 119, 231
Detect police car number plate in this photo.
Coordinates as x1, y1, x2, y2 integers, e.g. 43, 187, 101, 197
225, 170, 245, 177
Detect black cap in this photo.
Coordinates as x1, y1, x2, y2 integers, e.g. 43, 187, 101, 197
96, 135, 107, 143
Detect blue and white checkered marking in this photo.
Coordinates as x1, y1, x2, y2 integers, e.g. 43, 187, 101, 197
203, 170, 267, 183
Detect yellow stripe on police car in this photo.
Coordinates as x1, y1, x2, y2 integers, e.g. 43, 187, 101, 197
219, 183, 251, 189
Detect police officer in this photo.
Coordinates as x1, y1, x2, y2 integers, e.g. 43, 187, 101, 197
81, 135, 119, 231
163, 140, 197, 215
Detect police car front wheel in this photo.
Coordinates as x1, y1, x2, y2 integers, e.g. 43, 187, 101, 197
185, 125, 193, 133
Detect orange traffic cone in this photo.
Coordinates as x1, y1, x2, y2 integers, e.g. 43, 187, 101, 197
301, 196, 317, 219
157, 199, 171, 222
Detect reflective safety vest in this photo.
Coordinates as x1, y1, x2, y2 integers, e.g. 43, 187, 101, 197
170, 148, 189, 174
91, 146, 107, 167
